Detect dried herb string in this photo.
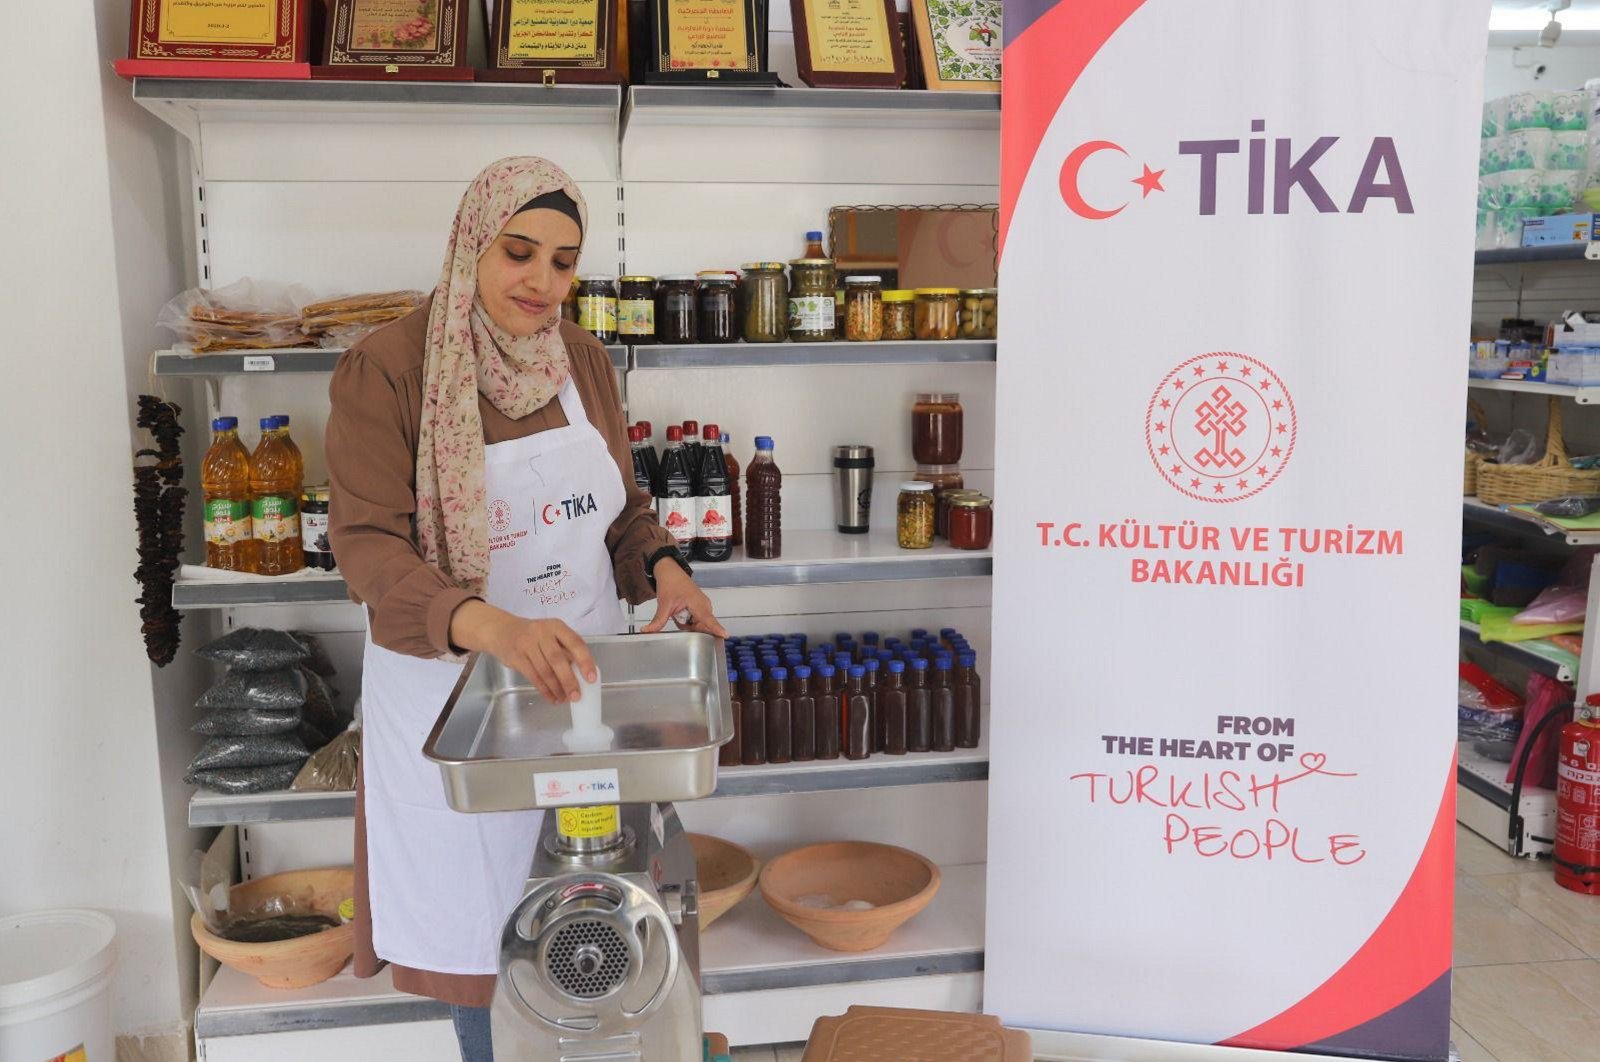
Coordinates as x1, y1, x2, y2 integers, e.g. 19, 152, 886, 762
134, 395, 186, 665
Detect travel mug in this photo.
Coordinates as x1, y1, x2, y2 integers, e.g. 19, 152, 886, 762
833, 445, 875, 534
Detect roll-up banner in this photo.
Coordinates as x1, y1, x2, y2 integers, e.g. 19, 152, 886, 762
985, 2, 1490, 1059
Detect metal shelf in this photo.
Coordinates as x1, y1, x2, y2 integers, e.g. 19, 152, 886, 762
625, 84, 998, 127
154, 345, 626, 376
633, 340, 996, 369
172, 572, 351, 610
1464, 496, 1600, 547
1458, 620, 1577, 683
194, 863, 983, 1037
1468, 378, 1600, 404
1475, 244, 1592, 265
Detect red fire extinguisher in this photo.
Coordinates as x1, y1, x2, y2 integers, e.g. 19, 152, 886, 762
1555, 696, 1600, 894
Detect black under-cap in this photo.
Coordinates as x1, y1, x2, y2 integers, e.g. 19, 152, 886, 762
515, 189, 583, 237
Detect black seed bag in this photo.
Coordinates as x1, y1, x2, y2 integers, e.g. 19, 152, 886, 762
189, 733, 310, 771
196, 628, 311, 672
185, 762, 304, 794
197, 669, 308, 711
192, 705, 302, 736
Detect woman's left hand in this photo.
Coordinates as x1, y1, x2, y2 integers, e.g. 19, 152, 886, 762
642, 561, 728, 638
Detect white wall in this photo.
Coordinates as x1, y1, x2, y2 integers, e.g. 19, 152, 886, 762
1486, 36, 1600, 95
0, 0, 195, 1047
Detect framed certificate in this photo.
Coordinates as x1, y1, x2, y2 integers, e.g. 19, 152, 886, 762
480, 0, 627, 83
127, 0, 310, 69
315, 0, 472, 80
792, 0, 904, 89
647, 0, 777, 84
910, 0, 1000, 93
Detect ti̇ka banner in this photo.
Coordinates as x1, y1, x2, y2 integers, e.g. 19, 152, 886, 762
985, 2, 1489, 1059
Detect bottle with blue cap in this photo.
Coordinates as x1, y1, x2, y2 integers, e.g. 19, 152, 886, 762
880, 659, 908, 755
907, 657, 932, 752
955, 652, 981, 748
745, 435, 782, 559
741, 668, 767, 765
791, 665, 816, 761
722, 668, 742, 767
815, 664, 841, 759
765, 668, 793, 763
932, 657, 956, 752
862, 658, 882, 753
248, 412, 302, 574
844, 666, 871, 760
201, 415, 258, 572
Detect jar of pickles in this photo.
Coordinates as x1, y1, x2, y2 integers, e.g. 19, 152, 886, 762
897, 482, 935, 549
617, 276, 656, 344
912, 393, 963, 465
577, 275, 617, 342
844, 275, 883, 342
741, 262, 787, 343
948, 493, 993, 551
959, 288, 997, 339
788, 258, 837, 341
913, 288, 960, 341
697, 272, 738, 344
656, 275, 698, 344
882, 290, 915, 340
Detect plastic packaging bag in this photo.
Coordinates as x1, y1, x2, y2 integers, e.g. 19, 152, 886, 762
300, 668, 344, 734
291, 631, 338, 678
1506, 673, 1573, 789
185, 761, 304, 794
189, 733, 310, 771
1459, 662, 1523, 742
198, 668, 308, 711
156, 278, 315, 354
1499, 428, 1542, 466
177, 847, 234, 935
1551, 130, 1591, 172
292, 728, 360, 792
1529, 495, 1600, 518
300, 290, 424, 348
197, 628, 311, 672
1513, 546, 1597, 624
192, 705, 302, 736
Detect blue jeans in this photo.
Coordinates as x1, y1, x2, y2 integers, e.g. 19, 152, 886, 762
451, 1004, 493, 1062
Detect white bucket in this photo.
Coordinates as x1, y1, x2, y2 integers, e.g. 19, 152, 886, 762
0, 910, 117, 1062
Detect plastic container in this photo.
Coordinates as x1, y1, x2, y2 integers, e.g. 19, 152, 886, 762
250, 416, 303, 575
202, 416, 258, 572
746, 436, 783, 559
0, 909, 117, 1062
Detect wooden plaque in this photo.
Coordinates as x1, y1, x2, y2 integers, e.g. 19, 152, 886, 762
646, 0, 777, 84
479, 0, 627, 83
910, 0, 1000, 93
128, 0, 309, 66
315, 0, 472, 79
792, 0, 904, 90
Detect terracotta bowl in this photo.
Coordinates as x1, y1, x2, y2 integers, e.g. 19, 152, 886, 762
758, 842, 940, 952
191, 867, 355, 989
690, 833, 760, 929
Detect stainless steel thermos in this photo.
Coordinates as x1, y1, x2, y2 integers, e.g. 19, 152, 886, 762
833, 444, 875, 534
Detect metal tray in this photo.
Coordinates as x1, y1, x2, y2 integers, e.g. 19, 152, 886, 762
423, 632, 732, 812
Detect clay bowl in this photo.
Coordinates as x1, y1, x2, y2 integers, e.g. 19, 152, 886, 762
690, 833, 760, 929
759, 842, 940, 952
191, 867, 355, 988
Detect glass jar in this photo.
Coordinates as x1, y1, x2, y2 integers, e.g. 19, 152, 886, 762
741, 262, 788, 343
618, 276, 657, 344
948, 493, 993, 551
577, 275, 617, 342
911, 392, 964, 465
917, 465, 965, 537
844, 276, 884, 342
913, 288, 960, 341
656, 275, 698, 344
959, 288, 997, 339
697, 273, 738, 344
788, 258, 837, 341
300, 485, 335, 570
883, 290, 915, 340
897, 482, 935, 550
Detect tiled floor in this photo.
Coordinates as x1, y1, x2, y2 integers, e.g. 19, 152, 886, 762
733, 826, 1600, 1061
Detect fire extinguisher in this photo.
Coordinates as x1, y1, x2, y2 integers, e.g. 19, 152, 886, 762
1555, 695, 1600, 894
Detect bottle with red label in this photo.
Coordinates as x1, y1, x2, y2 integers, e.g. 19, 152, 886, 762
628, 425, 653, 496
694, 424, 733, 562
656, 426, 696, 548
1556, 696, 1600, 894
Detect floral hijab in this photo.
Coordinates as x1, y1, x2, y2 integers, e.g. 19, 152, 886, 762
415, 157, 586, 595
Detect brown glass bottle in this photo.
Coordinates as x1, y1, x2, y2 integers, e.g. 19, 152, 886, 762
906, 659, 932, 753
815, 666, 842, 760
880, 662, 908, 755
766, 670, 793, 764
844, 667, 871, 761
954, 653, 982, 749
741, 670, 767, 765
862, 658, 882, 754
931, 658, 956, 752
722, 668, 742, 767
791, 666, 816, 761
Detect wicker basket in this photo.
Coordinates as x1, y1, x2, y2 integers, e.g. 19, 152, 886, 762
1475, 397, 1600, 505
1464, 397, 1488, 497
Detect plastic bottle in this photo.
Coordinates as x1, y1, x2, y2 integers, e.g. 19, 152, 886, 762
804, 230, 826, 258
628, 425, 654, 495
741, 669, 767, 765
201, 416, 258, 572
862, 657, 882, 754
656, 426, 696, 549
694, 425, 733, 563
932, 657, 956, 752
765, 668, 793, 764
815, 664, 841, 760
744, 436, 782, 559
272, 414, 305, 486
721, 431, 742, 547
250, 416, 303, 575
954, 652, 982, 748
681, 419, 702, 471
637, 421, 663, 491
880, 660, 908, 755
791, 665, 816, 761
722, 667, 742, 767
844, 666, 871, 761
906, 658, 932, 752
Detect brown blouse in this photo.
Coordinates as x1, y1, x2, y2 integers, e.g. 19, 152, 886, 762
327, 299, 674, 1008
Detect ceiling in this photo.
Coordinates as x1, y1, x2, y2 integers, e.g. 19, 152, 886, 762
1491, 1, 1600, 31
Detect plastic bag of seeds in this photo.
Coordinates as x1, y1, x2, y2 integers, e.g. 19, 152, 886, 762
185, 761, 304, 794
197, 668, 308, 712
189, 733, 310, 772
300, 669, 345, 735
196, 628, 311, 672
292, 728, 360, 792
192, 705, 302, 736
291, 631, 339, 678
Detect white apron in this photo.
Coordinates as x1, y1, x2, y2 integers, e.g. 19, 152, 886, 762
363, 378, 627, 975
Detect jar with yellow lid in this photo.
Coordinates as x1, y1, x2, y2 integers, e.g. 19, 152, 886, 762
882, 290, 915, 340
913, 288, 960, 341
741, 262, 787, 343
958, 288, 997, 339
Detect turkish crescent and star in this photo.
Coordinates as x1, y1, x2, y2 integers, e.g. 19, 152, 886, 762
1059, 140, 1166, 220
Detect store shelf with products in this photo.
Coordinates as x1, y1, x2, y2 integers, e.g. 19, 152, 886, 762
1474, 244, 1592, 265
1458, 620, 1577, 682
155, 345, 627, 376
1463, 495, 1600, 546
172, 570, 351, 609
1467, 378, 1600, 404
1456, 739, 1557, 859
193, 863, 984, 1037
633, 340, 997, 369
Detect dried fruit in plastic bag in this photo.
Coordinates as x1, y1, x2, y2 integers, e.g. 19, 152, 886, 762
192, 705, 302, 736
197, 628, 311, 672
300, 668, 344, 734
293, 729, 360, 792
185, 761, 304, 794
197, 668, 308, 711
291, 631, 338, 678
189, 733, 309, 771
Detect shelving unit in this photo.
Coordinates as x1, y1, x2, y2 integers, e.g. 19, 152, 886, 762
1463, 495, 1600, 546
1474, 244, 1592, 265
1458, 620, 1577, 682
155, 345, 627, 376
1467, 378, 1600, 404
634, 340, 996, 369
1456, 740, 1557, 859
172, 571, 350, 609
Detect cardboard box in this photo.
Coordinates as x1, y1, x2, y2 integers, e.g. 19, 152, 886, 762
1521, 213, 1600, 245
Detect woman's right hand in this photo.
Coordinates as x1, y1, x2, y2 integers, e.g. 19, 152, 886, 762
449, 601, 597, 703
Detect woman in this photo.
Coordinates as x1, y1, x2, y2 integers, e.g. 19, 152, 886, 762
326, 157, 727, 1062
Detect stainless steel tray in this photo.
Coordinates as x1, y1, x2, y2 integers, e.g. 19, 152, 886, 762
423, 632, 732, 812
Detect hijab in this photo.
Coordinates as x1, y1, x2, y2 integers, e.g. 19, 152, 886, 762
414, 157, 587, 596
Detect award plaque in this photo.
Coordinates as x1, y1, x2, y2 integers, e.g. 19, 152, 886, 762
315, 0, 472, 80
792, 0, 904, 90
910, 0, 1000, 93
121, 0, 311, 78
647, 0, 777, 84
480, 0, 627, 83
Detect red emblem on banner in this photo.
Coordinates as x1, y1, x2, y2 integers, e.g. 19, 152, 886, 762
488, 499, 513, 532
1145, 353, 1296, 503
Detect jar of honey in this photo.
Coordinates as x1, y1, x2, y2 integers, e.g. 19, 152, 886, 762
911, 393, 963, 465
948, 493, 993, 550
577, 275, 617, 342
